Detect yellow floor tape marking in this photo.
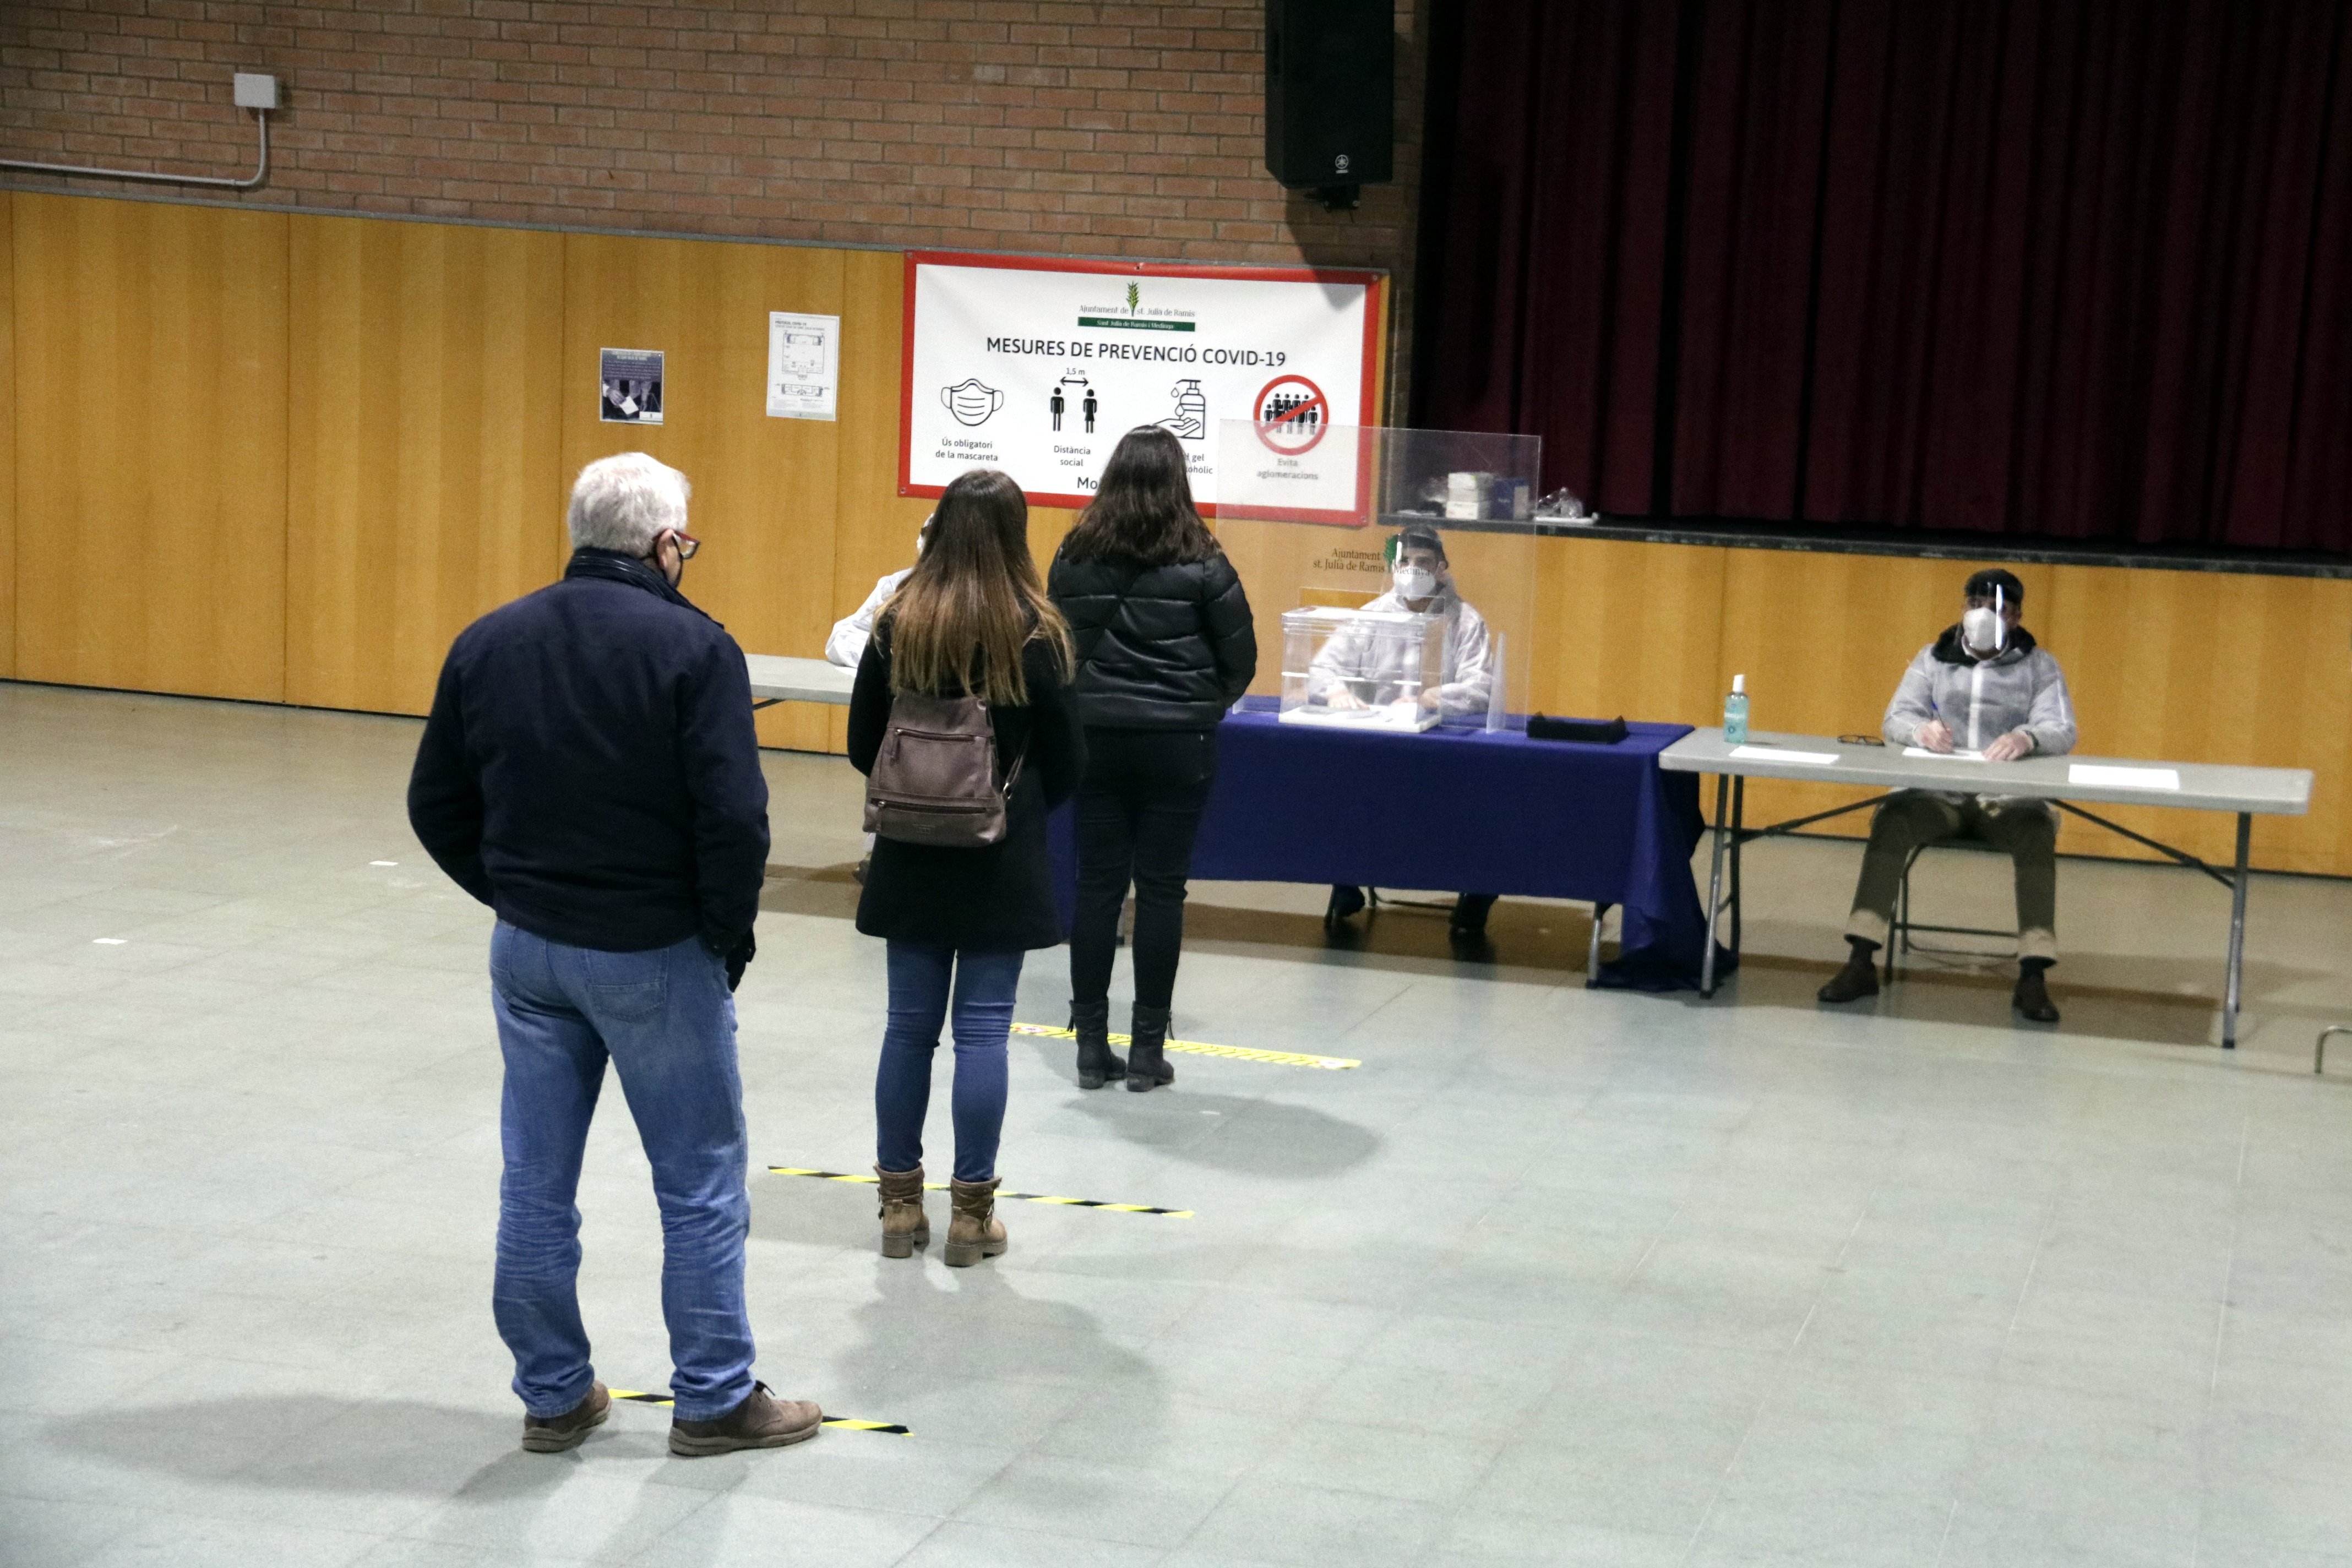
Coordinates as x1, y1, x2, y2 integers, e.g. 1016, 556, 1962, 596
609, 1388, 908, 1434
1010, 1021, 1359, 1071
767, 1165, 1193, 1218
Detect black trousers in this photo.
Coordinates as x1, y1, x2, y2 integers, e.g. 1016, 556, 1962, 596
1070, 726, 1218, 1011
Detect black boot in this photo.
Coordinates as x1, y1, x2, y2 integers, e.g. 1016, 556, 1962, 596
1449, 893, 1498, 942
1070, 1000, 1124, 1090
1817, 938, 1882, 1004
1324, 884, 1366, 928
2014, 959, 2059, 1022
1125, 1004, 1176, 1092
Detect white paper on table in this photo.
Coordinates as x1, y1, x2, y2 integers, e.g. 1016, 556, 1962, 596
1729, 744, 1839, 766
2068, 764, 2181, 791
1903, 747, 1988, 761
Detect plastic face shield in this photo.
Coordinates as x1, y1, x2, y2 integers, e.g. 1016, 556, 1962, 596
1962, 585, 2007, 655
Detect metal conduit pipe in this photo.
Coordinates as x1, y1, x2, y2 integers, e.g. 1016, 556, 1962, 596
0, 77, 274, 192
2318, 1025, 2352, 1076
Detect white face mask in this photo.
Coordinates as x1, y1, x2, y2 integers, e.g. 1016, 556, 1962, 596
1393, 565, 1438, 601
1962, 604, 2006, 655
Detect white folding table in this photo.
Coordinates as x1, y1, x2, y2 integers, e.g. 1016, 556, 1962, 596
744, 654, 855, 708
1658, 729, 2313, 1047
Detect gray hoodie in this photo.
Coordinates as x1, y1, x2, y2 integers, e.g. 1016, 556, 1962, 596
1882, 625, 2077, 758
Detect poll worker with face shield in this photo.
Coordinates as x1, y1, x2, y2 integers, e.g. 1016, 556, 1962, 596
825, 519, 930, 668
1817, 569, 2077, 1022
1307, 526, 1494, 717
1313, 526, 1502, 944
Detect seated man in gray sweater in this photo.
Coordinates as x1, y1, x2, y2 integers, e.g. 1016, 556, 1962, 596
1819, 569, 2077, 1022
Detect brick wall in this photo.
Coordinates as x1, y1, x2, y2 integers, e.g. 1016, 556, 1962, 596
0, 1, 1429, 393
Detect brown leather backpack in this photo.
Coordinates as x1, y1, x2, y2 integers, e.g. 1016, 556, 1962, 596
863, 690, 1023, 848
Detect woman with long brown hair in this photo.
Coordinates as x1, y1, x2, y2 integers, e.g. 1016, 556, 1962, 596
847, 469, 1081, 1265
1049, 426, 1256, 1091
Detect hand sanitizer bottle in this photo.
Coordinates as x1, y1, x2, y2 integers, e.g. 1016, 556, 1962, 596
1723, 674, 1749, 745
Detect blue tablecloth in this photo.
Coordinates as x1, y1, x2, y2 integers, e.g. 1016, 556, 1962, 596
1053, 703, 1718, 989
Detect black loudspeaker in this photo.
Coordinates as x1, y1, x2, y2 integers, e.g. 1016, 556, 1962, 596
1265, 0, 1393, 208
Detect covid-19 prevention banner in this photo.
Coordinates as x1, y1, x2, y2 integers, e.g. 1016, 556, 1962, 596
899, 252, 1384, 515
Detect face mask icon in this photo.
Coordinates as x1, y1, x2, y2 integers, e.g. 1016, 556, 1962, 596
941, 378, 1005, 427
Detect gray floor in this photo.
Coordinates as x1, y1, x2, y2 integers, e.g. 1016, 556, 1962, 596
4, 681, 2352, 1567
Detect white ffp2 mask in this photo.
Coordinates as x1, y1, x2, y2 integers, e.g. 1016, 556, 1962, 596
1393, 566, 1438, 601
1962, 605, 2005, 655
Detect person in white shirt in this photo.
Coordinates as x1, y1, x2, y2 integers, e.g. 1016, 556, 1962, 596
825, 520, 929, 669
1316, 526, 1500, 944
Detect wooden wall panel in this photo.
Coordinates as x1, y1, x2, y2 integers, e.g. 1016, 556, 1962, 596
1537, 537, 1728, 728
286, 217, 565, 715
2040, 566, 2352, 874
561, 233, 846, 753
0, 192, 14, 680
14, 195, 287, 700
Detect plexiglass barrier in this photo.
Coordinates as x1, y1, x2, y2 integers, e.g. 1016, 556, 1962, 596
1213, 422, 1540, 733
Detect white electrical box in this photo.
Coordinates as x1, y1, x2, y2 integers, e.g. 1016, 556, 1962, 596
232, 73, 279, 110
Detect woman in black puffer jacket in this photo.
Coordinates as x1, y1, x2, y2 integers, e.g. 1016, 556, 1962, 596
1049, 427, 1257, 1092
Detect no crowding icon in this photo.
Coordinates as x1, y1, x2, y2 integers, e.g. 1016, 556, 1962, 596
1253, 374, 1330, 454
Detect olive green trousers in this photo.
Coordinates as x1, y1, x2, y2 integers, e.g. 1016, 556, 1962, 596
1843, 791, 2057, 962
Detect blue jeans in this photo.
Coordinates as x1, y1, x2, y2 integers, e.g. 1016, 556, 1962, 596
488, 921, 753, 1422
875, 943, 1024, 1183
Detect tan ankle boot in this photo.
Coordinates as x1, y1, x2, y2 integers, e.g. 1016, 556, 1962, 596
944, 1177, 1008, 1267
875, 1164, 929, 1257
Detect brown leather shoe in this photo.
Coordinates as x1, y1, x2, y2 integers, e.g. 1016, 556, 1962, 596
1817, 948, 1881, 1004
521, 1380, 610, 1452
876, 1163, 930, 1257
668, 1382, 823, 1457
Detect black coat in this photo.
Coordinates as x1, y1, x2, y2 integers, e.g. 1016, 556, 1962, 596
847, 628, 1084, 951
1048, 547, 1256, 729
407, 551, 770, 956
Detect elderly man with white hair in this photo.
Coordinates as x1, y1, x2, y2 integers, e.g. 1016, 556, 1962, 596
408, 453, 822, 1458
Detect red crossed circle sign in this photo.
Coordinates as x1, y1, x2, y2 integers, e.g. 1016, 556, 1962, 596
1253, 374, 1331, 454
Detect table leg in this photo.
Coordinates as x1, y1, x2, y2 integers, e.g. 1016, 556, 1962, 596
2224, 811, 2251, 1050
1701, 773, 1730, 997
1730, 775, 1746, 955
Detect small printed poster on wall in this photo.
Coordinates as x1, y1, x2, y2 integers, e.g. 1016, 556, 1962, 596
600, 348, 665, 424
766, 312, 840, 421
900, 253, 1383, 513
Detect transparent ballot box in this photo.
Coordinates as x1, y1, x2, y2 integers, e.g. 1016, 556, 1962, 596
1278, 606, 1446, 732
1213, 421, 1540, 734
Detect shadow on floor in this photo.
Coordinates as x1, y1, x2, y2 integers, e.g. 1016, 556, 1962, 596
1060, 1087, 1383, 1178
1711, 947, 2329, 1049
749, 1167, 887, 1250
1186, 896, 1599, 983
758, 862, 863, 922
46, 1396, 526, 1493
830, 1246, 1163, 1414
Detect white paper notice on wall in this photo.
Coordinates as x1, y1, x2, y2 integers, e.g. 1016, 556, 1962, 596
2068, 764, 2182, 791
767, 312, 839, 421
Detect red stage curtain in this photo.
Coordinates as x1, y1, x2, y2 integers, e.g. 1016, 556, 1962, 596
1413, 0, 2352, 550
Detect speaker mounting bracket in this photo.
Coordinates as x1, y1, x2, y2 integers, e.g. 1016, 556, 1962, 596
1310, 183, 1361, 212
